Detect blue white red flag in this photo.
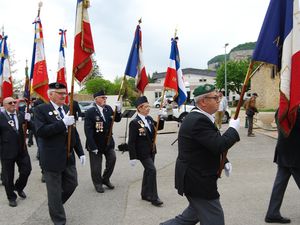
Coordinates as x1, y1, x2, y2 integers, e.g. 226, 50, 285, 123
73, 0, 94, 83
164, 37, 187, 107
124, 24, 148, 94
0, 35, 13, 99
57, 29, 68, 103
30, 16, 49, 102
252, 0, 300, 136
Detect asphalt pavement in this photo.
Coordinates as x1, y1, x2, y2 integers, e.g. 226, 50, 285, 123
0, 109, 299, 225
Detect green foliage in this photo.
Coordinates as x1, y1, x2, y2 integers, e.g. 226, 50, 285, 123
207, 54, 227, 65
84, 77, 120, 95
85, 57, 102, 82
215, 59, 250, 95
230, 42, 256, 52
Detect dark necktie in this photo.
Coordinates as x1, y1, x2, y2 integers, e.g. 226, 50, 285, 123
10, 113, 17, 130
58, 107, 64, 119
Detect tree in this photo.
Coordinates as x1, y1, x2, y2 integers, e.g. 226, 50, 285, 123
215, 59, 250, 95
84, 56, 102, 82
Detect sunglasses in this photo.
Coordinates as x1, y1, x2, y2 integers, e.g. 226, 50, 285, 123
7, 101, 17, 105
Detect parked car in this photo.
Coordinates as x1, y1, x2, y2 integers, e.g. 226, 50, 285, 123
78, 101, 94, 117
153, 96, 174, 108
162, 99, 231, 123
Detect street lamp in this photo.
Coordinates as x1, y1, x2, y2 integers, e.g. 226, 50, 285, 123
224, 43, 229, 100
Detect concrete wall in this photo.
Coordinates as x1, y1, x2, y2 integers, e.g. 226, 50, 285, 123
251, 65, 280, 110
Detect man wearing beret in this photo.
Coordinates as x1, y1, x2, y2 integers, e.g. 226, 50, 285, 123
84, 90, 122, 193
160, 84, 240, 225
128, 96, 165, 207
34, 82, 86, 225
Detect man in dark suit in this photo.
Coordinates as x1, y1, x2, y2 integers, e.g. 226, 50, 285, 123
264, 108, 300, 224
84, 90, 122, 193
160, 84, 240, 225
128, 96, 165, 207
0, 97, 32, 207
34, 82, 86, 225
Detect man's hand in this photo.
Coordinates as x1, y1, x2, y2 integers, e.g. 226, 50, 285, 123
229, 118, 240, 132
92, 149, 98, 155
62, 113, 75, 126
25, 113, 31, 121
115, 101, 122, 113
80, 155, 86, 165
224, 162, 232, 177
130, 159, 138, 167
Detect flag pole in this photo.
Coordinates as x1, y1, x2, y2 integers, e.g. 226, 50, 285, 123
218, 61, 254, 177
0, 26, 4, 103
152, 28, 178, 150
23, 60, 30, 150
105, 18, 143, 148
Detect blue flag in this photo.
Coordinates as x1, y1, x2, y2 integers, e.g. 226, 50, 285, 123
252, 0, 293, 71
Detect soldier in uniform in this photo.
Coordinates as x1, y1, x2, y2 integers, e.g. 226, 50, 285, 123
160, 84, 240, 225
128, 96, 165, 207
34, 82, 86, 225
84, 90, 122, 193
0, 97, 32, 207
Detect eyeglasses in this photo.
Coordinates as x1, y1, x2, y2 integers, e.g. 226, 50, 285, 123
99, 96, 107, 99
54, 91, 67, 96
204, 96, 220, 101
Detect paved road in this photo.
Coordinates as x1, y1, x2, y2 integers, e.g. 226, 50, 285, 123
0, 110, 299, 225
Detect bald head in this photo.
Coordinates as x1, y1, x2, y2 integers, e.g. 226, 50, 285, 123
3, 97, 17, 113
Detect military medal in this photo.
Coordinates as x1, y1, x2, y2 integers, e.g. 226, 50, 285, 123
137, 120, 146, 136
8, 120, 15, 127
96, 121, 104, 132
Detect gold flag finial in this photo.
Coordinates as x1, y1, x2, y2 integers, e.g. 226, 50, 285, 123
83, 0, 90, 8
138, 18, 142, 24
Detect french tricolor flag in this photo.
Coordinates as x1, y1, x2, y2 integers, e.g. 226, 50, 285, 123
124, 24, 149, 94
0, 35, 13, 99
252, 0, 300, 136
57, 29, 68, 103
31, 16, 49, 102
164, 37, 187, 107
73, 0, 94, 83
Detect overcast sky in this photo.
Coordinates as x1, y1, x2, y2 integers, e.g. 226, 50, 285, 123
1, 0, 270, 89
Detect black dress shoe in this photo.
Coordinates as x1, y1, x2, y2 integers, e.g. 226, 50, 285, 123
141, 196, 152, 202
9, 200, 17, 207
17, 191, 27, 199
151, 198, 163, 207
265, 216, 291, 223
95, 185, 104, 193
103, 180, 115, 189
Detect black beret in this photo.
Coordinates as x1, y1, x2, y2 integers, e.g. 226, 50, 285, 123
135, 96, 148, 108
93, 90, 106, 98
48, 82, 66, 89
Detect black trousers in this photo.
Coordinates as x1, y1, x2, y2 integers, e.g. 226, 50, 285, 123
1, 154, 32, 201
44, 165, 78, 225
160, 196, 224, 225
266, 166, 300, 218
248, 116, 254, 135
89, 148, 116, 187
140, 156, 159, 200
